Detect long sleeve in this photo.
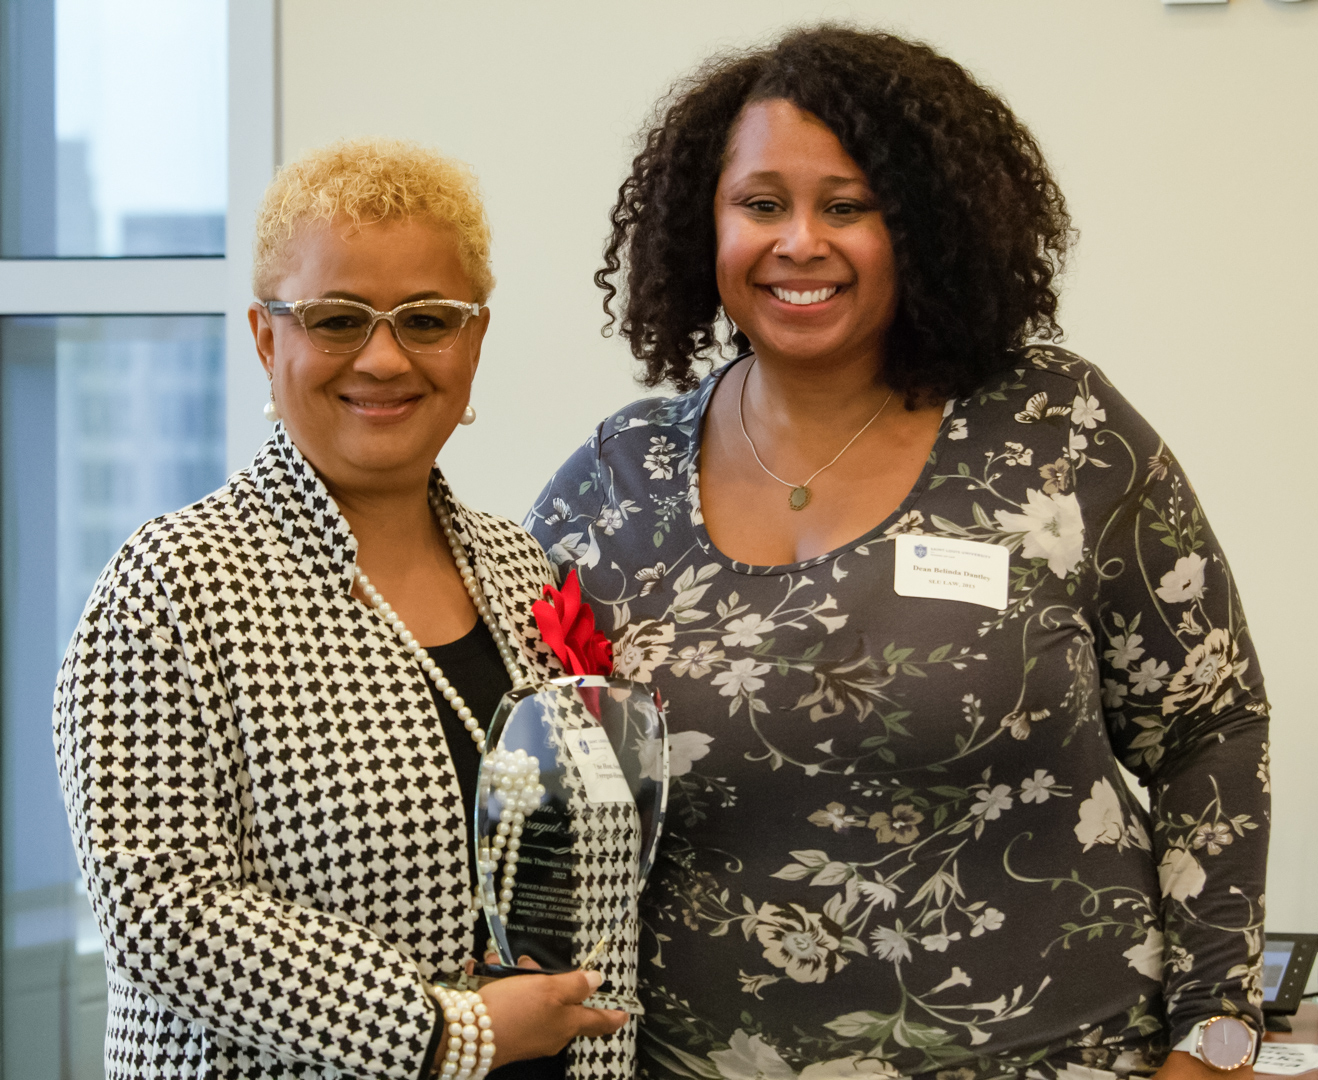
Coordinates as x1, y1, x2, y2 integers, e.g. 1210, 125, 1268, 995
53, 549, 440, 1079
1078, 371, 1269, 1042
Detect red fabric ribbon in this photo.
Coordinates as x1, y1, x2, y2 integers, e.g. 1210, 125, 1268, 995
531, 568, 613, 677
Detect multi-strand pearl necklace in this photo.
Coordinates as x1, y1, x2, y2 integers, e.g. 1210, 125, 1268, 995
356, 492, 552, 959
354, 491, 531, 756
355, 492, 545, 930
477, 749, 545, 919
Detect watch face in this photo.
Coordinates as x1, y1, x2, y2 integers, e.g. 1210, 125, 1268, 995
1201, 1017, 1254, 1070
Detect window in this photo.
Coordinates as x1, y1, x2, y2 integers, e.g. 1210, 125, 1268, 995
0, 2, 274, 1076
2, 0, 227, 258
2, 315, 226, 1080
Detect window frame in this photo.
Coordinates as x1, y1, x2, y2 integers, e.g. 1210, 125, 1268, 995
0, 4, 277, 1077
0, 0, 279, 475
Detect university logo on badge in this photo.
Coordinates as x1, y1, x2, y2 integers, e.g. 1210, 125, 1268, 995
577, 737, 592, 755
914, 544, 928, 559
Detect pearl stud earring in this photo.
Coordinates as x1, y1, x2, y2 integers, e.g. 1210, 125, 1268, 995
459, 404, 477, 426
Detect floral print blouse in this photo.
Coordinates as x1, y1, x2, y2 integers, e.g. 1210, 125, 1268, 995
525, 348, 1268, 1080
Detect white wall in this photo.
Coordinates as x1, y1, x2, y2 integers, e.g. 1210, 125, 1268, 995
279, 0, 1318, 933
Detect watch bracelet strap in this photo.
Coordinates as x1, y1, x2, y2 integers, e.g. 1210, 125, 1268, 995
1173, 1017, 1261, 1064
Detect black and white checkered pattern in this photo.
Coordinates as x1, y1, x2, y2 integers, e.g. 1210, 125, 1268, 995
53, 426, 634, 1080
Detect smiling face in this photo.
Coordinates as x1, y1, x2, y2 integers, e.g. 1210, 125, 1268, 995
249, 215, 489, 499
714, 98, 899, 376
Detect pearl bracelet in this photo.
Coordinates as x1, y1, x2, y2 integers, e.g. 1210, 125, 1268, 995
427, 985, 495, 1080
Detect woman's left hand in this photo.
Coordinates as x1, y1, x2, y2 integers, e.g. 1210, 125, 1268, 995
1153, 1050, 1254, 1080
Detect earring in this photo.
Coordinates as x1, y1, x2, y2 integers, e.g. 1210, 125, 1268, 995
263, 388, 279, 422
459, 404, 477, 426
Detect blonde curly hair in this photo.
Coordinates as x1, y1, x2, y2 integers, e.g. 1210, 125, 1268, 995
252, 138, 494, 302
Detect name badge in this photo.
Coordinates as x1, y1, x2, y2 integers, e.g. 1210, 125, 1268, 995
564, 726, 633, 803
893, 534, 1009, 610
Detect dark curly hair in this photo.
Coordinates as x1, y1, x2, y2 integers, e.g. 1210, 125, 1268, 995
597, 25, 1073, 398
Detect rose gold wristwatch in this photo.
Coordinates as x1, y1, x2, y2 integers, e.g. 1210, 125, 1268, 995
1174, 1016, 1259, 1072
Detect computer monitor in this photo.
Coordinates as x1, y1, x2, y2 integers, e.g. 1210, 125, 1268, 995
1262, 933, 1318, 1016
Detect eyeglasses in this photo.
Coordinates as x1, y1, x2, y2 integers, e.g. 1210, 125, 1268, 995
263, 297, 482, 355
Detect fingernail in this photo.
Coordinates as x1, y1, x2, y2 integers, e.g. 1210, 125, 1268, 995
585, 969, 604, 991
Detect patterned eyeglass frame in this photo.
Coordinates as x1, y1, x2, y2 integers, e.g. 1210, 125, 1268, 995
262, 297, 483, 354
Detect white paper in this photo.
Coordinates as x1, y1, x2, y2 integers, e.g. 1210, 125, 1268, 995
1255, 1044, 1318, 1076
893, 534, 1009, 610
563, 726, 633, 804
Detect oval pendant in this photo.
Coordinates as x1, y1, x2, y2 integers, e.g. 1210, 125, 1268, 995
789, 485, 812, 511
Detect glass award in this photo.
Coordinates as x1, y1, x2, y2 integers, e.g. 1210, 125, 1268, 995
473, 675, 668, 1013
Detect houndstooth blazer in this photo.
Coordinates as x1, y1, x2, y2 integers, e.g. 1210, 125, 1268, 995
53, 426, 635, 1080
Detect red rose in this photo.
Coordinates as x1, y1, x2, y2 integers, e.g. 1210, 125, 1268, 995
532, 568, 614, 677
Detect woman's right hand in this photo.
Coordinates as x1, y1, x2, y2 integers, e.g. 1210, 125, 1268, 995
469, 968, 628, 1068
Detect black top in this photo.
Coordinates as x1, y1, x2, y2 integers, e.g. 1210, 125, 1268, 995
424, 623, 566, 1080
425, 620, 512, 838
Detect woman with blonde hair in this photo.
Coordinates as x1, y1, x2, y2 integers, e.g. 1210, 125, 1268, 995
54, 139, 626, 1080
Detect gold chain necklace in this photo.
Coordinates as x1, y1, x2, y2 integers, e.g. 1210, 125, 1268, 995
737, 358, 895, 511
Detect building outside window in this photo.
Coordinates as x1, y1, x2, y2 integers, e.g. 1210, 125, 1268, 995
3, 0, 227, 259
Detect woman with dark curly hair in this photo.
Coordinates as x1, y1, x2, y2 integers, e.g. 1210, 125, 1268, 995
528, 26, 1267, 1080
